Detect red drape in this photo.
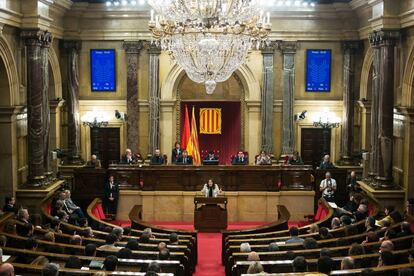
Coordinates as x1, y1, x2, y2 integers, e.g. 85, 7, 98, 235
180, 102, 241, 165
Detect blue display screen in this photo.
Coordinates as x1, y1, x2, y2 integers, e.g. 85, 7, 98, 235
306, 49, 331, 92
91, 49, 116, 92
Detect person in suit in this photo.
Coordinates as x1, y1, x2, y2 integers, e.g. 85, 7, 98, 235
121, 148, 137, 164
103, 175, 119, 216
64, 190, 85, 218
86, 154, 101, 168
347, 171, 361, 193
201, 179, 221, 198
177, 150, 193, 165
2, 196, 18, 213
204, 151, 218, 161
232, 151, 248, 165
171, 142, 183, 164
319, 155, 335, 169
150, 149, 165, 165
289, 151, 304, 165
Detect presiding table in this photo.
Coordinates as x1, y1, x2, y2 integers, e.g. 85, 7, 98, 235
194, 196, 228, 232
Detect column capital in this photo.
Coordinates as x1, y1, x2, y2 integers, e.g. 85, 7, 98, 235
49, 99, 65, 111
21, 29, 52, 47
147, 42, 161, 55
369, 30, 400, 47
123, 40, 144, 54
260, 41, 279, 54
61, 40, 81, 52
280, 41, 298, 54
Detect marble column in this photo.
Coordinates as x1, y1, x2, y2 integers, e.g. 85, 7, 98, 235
260, 42, 276, 154
148, 43, 161, 154
340, 41, 362, 164
123, 41, 143, 154
62, 41, 82, 163
367, 35, 381, 180
281, 42, 297, 155
21, 29, 50, 185
41, 32, 52, 176
373, 30, 400, 188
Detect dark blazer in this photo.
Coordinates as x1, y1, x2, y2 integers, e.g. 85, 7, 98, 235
104, 182, 119, 201
171, 148, 183, 163
232, 156, 248, 165
204, 155, 218, 161
3, 204, 18, 213
177, 156, 193, 165
121, 155, 137, 164
150, 155, 165, 165
319, 161, 335, 169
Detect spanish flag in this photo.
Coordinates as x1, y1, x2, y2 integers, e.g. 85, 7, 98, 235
186, 106, 201, 166
181, 105, 191, 149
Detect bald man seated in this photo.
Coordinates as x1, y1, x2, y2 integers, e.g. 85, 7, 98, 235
0, 263, 15, 276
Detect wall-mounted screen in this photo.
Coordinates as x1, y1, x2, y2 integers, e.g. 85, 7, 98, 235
306, 49, 331, 92
90, 49, 116, 92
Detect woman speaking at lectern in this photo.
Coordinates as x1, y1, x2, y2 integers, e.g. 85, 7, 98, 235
201, 179, 222, 198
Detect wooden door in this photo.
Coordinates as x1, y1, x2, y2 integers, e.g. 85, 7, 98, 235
301, 128, 331, 168
91, 127, 120, 168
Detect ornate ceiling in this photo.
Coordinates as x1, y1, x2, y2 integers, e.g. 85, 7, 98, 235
72, 0, 352, 3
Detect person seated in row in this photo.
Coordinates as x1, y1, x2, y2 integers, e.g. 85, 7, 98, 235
320, 171, 337, 202
232, 151, 248, 165
289, 151, 304, 165
171, 142, 183, 164
176, 150, 193, 165
3, 196, 18, 213
150, 149, 165, 165
204, 150, 218, 161
319, 154, 336, 169
256, 151, 271, 165
121, 148, 138, 164
201, 179, 222, 198
347, 170, 362, 193
86, 154, 101, 168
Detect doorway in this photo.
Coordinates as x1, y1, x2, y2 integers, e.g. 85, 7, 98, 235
90, 127, 120, 168
301, 128, 331, 168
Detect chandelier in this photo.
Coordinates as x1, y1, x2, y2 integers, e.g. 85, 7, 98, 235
147, 0, 271, 94
312, 108, 341, 129
81, 110, 109, 128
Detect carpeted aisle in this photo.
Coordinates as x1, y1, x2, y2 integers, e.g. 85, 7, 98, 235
195, 232, 224, 276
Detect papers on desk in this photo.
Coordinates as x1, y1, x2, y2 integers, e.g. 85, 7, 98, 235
275, 241, 286, 246
328, 202, 338, 209
1, 255, 11, 262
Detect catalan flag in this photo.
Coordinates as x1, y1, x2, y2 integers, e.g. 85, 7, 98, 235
186, 106, 201, 166
199, 108, 222, 134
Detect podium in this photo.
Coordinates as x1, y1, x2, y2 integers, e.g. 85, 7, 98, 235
194, 196, 228, 232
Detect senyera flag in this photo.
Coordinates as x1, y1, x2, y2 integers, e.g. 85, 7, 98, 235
186, 106, 201, 166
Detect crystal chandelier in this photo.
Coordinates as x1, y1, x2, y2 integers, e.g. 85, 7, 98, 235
312, 108, 341, 129
148, 0, 271, 94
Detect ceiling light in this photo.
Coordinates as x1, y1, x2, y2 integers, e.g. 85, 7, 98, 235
114, 1, 120, 6
131, 0, 137, 5
106, 1, 112, 6
294, 1, 300, 6
121, 0, 127, 5
310, 2, 315, 7
302, 1, 309, 6
139, 0, 145, 4
285, 1, 292, 6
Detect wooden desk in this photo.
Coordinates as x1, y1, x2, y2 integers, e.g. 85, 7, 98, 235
194, 196, 227, 232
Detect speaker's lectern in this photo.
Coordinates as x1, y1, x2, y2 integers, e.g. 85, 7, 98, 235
194, 196, 228, 232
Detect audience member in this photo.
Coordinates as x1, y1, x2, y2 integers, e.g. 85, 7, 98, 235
348, 243, 365, 256
317, 256, 333, 275
331, 217, 341, 229
63, 190, 85, 218
303, 238, 318, 249
397, 222, 412, 237
169, 232, 178, 244
292, 256, 308, 272
111, 227, 124, 241
379, 240, 394, 253
346, 171, 361, 193
2, 196, 17, 213
126, 239, 139, 250
139, 231, 151, 244
3, 220, 16, 235
85, 243, 97, 257
158, 242, 167, 251
104, 255, 118, 271
308, 224, 319, 234
41, 263, 59, 276
320, 248, 331, 258
365, 216, 378, 232
344, 225, 358, 237
158, 248, 170, 260
362, 231, 379, 245
378, 251, 395, 266
99, 233, 119, 250
240, 242, 251, 253
341, 256, 355, 270
268, 242, 279, 252
340, 215, 352, 226
247, 251, 260, 261
65, 256, 82, 269
147, 262, 161, 273
286, 226, 304, 244
247, 262, 264, 274
117, 248, 132, 259
0, 263, 14, 276
0, 235, 7, 247
318, 227, 333, 240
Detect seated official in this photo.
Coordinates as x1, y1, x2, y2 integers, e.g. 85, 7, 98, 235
86, 154, 101, 168
347, 170, 362, 193
289, 151, 304, 165
150, 149, 165, 165
121, 148, 138, 164
319, 154, 336, 169
201, 179, 222, 198
171, 141, 183, 164
176, 150, 193, 165
232, 151, 248, 165
204, 150, 218, 161
319, 172, 337, 202
256, 151, 271, 165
